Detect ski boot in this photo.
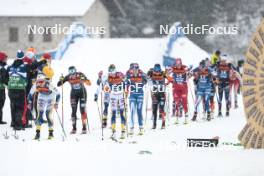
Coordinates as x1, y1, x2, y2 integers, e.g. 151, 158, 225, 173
226, 111, 229, 117
81, 125, 87, 134
172, 110, 176, 118
152, 123, 157, 130
0, 121, 7, 125
192, 112, 197, 121
129, 127, 134, 136
207, 112, 211, 121
110, 129, 117, 141
138, 128, 144, 136
70, 124, 77, 134
218, 112, 223, 117
184, 112, 188, 124
161, 120, 166, 129
102, 118, 107, 128
48, 130, 54, 140
202, 111, 206, 120
235, 101, 238, 109
111, 129, 116, 138
70, 129, 76, 134
34, 130, 40, 140
211, 111, 215, 119
120, 130, 126, 139
179, 108, 183, 118
175, 116, 179, 124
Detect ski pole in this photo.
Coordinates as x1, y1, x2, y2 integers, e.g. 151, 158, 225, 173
55, 109, 67, 138
97, 93, 104, 140
144, 84, 149, 127
215, 85, 220, 105
123, 93, 129, 137
187, 80, 195, 105
81, 78, 90, 133
84, 88, 90, 133
165, 85, 170, 125
187, 79, 202, 120
61, 74, 64, 129
100, 90, 105, 140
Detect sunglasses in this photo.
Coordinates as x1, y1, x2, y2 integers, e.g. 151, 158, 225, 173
37, 80, 45, 84
109, 68, 116, 73
132, 65, 139, 70
69, 68, 76, 74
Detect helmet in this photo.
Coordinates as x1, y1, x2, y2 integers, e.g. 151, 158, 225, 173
68, 66, 77, 74
42, 53, 52, 60
37, 73, 46, 81
17, 50, 25, 59
0, 52, 7, 62
200, 60, 206, 68
132, 63, 139, 70
220, 54, 228, 62
25, 51, 35, 59
175, 58, 182, 67
42, 66, 54, 79
129, 63, 134, 69
215, 50, 221, 56
108, 64, 116, 74
153, 64, 161, 72
27, 47, 36, 54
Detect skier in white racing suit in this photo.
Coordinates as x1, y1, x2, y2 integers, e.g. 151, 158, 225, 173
28, 74, 60, 140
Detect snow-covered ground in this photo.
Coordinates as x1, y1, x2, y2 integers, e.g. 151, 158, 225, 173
1, 38, 264, 176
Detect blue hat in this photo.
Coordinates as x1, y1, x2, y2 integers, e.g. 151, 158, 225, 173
17, 50, 24, 59
154, 64, 161, 72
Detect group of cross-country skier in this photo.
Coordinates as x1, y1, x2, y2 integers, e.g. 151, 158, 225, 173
0, 49, 243, 140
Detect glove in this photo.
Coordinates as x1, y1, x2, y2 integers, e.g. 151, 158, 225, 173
27, 103, 32, 110
85, 80, 91, 86
59, 76, 64, 81
94, 94, 98, 102
80, 76, 85, 80
124, 91, 129, 99
38, 59, 47, 66
98, 71, 103, 78
54, 103, 58, 110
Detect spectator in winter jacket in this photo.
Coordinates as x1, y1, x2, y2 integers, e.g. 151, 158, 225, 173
211, 50, 221, 65
25, 51, 54, 122
7, 50, 30, 130
23, 49, 39, 123
0, 52, 9, 125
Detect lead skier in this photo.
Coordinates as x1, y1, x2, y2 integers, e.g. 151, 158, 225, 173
57, 66, 91, 134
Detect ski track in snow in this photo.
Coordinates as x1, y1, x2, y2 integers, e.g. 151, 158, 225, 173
1, 38, 264, 176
